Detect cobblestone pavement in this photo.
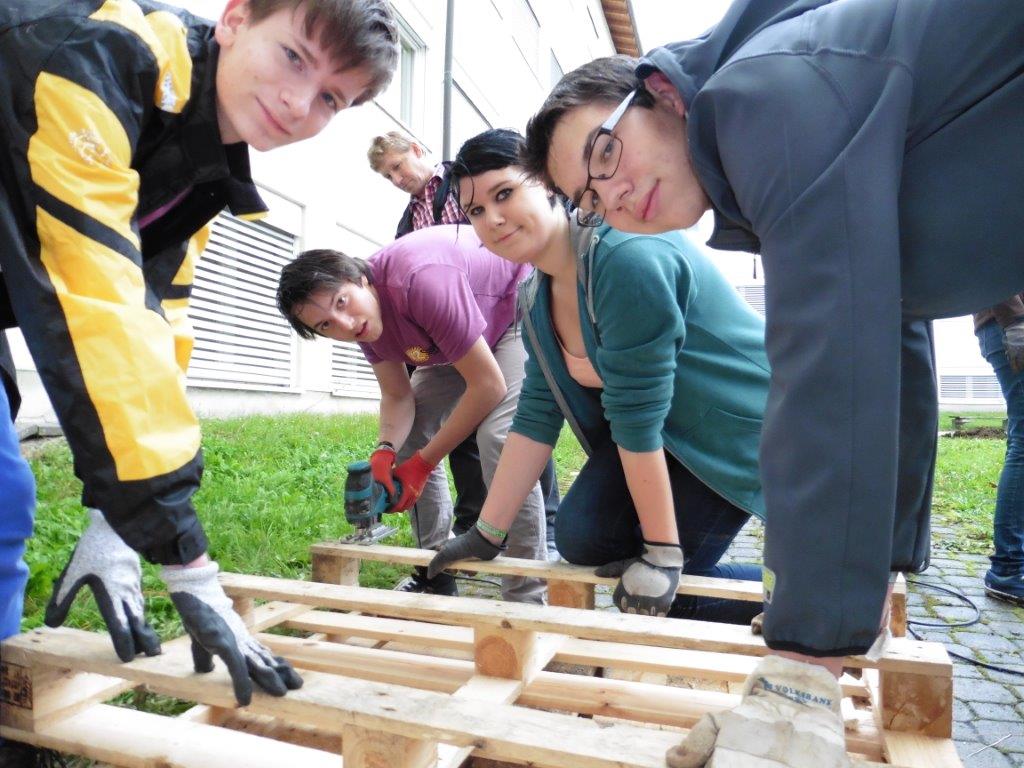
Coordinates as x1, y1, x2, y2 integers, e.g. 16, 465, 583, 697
458, 516, 1024, 766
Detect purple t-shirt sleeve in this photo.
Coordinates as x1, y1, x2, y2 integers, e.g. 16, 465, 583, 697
406, 265, 487, 362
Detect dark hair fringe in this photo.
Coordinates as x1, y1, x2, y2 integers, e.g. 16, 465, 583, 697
277, 248, 373, 339
522, 55, 652, 191
248, 0, 400, 104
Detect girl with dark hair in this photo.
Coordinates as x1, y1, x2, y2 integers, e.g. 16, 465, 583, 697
428, 129, 767, 623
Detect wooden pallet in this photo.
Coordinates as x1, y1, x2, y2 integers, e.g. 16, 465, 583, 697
0, 558, 957, 768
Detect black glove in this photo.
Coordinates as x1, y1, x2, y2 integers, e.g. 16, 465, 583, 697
45, 509, 161, 661
1003, 319, 1024, 374
594, 540, 683, 617
427, 526, 505, 579
162, 562, 303, 706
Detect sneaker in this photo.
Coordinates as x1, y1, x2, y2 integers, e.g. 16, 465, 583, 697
394, 566, 458, 596
984, 570, 1024, 606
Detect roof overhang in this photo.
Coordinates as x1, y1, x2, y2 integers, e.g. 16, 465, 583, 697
600, 0, 641, 57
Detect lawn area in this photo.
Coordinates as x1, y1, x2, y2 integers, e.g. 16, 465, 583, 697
19, 412, 585, 639
18, 410, 1003, 639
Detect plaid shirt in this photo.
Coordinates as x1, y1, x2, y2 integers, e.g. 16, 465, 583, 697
409, 164, 468, 231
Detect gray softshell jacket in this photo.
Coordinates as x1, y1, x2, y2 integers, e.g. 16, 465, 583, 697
639, 0, 1024, 656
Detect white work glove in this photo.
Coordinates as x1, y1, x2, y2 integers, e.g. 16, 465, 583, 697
45, 508, 162, 662
666, 655, 850, 768
162, 561, 303, 706
594, 541, 682, 617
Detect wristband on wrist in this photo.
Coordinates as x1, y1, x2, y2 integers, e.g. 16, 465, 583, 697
376, 440, 395, 451
475, 518, 508, 540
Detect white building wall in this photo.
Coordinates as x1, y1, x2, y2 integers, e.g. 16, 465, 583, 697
9, 0, 619, 427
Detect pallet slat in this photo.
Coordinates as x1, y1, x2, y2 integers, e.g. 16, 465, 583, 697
221, 572, 949, 676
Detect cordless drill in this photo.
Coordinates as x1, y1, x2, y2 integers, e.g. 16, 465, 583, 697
342, 459, 401, 545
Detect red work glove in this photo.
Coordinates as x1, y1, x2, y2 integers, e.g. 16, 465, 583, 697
369, 445, 397, 497
393, 451, 436, 511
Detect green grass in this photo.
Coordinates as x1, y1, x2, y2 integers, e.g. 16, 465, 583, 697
19, 409, 1004, 640
20, 412, 587, 638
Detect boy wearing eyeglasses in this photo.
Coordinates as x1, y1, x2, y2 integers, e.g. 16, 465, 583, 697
523, 1, 1024, 766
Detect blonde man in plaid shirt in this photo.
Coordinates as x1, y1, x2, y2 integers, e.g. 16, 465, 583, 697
368, 132, 466, 236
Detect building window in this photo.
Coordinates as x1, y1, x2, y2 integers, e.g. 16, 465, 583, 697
375, 16, 424, 129
188, 213, 299, 391
550, 50, 564, 87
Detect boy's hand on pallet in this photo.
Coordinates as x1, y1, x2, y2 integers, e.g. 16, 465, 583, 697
666, 655, 850, 768
44, 508, 162, 662
161, 561, 303, 706
594, 541, 682, 617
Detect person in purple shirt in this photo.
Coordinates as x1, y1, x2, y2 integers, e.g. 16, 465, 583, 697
277, 225, 547, 603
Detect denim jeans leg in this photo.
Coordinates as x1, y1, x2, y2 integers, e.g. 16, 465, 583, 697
666, 456, 763, 625
1, 383, 35, 639
555, 435, 762, 624
554, 438, 642, 566
977, 320, 1024, 576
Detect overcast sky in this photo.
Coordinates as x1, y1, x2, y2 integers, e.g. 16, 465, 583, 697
630, 0, 734, 52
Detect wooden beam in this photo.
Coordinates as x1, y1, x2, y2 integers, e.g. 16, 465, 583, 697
219, 572, 948, 675
281, 609, 869, 697
1, 703, 339, 768
310, 543, 764, 602
2, 627, 686, 768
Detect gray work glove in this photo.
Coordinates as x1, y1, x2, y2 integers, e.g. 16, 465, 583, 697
427, 525, 505, 579
666, 655, 849, 768
1003, 319, 1024, 374
162, 562, 303, 706
45, 508, 162, 662
594, 540, 682, 617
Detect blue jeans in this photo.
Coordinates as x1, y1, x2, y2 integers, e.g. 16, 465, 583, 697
555, 436, 763, 624
976, 320, 1024, 577
0, 382, 36, 639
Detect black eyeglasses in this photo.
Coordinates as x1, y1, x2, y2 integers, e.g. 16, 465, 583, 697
572, 89, 636, 227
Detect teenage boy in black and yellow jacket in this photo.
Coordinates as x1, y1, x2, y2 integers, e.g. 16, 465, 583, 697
0, 0, 397, 718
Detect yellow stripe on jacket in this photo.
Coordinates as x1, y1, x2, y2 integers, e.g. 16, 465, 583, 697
28, 73, 200, 481
90, 0, 192, 114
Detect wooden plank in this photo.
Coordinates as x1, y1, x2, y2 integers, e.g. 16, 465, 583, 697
880, 732, 963, 768
282, 609, 869, 697
0, 662, 133, 731
342, 724, 436, 768
865, 670, 964, 768
548, 579, 595, 609
263, 632, 882, 761
220, 573, 948, 675
310, 543, 764, 602
3, 627, 684, 768
312, 552, 360, 586
1, 703, 340, 768
891, 574, 908, 638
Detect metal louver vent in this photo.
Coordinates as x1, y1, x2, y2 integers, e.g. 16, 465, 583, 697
188, 213, 297, 391
939, 374, 1002, 402
331, 342, 381, 400
735, 284, 766, 315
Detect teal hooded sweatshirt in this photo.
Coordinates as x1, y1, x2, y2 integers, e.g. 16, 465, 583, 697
510, 223, 769, 519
